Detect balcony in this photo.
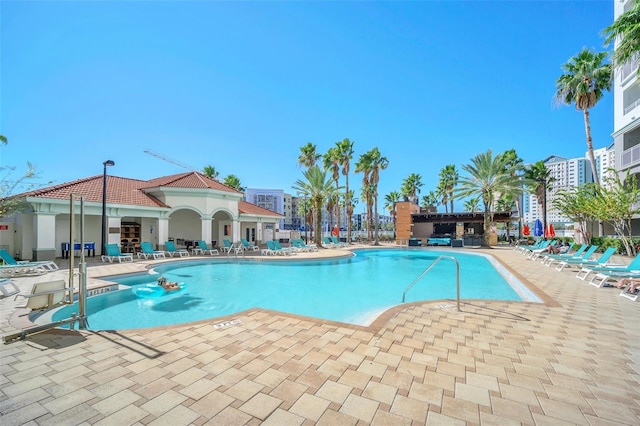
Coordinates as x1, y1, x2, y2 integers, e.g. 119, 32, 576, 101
621, 59, 639, 82
621, 144, 640, 168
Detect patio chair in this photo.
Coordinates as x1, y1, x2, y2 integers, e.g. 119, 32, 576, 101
544, 245, 599, 268
540, 244, 588, 266
194, 240, 219, 256
241, 238, 260, 252
272, 240, 294, 255
164, 241, 190, 257
137, 242, 166, 260
0, 248, 58, 271
101, 244, 134, 263
575, 252, 640, 281
322, 237, 336, 248
555, 247, 616, 272
297, 238, 318, 251
330, 236, 348, 248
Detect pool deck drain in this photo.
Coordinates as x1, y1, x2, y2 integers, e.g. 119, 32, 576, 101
212, 319, 241, 329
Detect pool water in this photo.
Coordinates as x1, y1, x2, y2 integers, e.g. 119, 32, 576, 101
49, 248, 538, 330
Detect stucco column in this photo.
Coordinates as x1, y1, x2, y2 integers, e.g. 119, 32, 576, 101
256, 220, 263, 244
232, 219, 241, 243
107, 217, 122, 246
201, 216, 212, 245
33, 213, 56, 261
157, 218, 169, 249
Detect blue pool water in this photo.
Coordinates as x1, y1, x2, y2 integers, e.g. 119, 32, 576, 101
49, 248, 538, 330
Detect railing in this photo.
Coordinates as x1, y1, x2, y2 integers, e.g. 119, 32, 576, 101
624, 98, 640, 115
402, 255, 461, 311
621, 59, 639, 82
621, 144, 640, 168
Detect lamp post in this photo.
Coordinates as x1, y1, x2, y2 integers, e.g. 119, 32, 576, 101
101, 160, 115, 256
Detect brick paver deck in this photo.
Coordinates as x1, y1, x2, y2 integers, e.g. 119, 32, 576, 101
1, 246, 638, 425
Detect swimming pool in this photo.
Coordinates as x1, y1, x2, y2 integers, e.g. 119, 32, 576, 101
48, 248, 539, 330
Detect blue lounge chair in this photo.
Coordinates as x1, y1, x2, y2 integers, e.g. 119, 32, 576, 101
272, 240, 294, 255
297, 238, 318, 251
241, 238, 260, 252
545, 245, 599, 268
0, 248, 58, 271
555, 247, 616, 272
576, 252, 640, 281
164, 241, 190, 257
137, 242, 166, 260
101, 244, 134, 263
193, 240, 219, 256
322, 237, 336, 248
540, 244, 587, 265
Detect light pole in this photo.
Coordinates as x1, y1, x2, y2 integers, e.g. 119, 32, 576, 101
101, 160, 115, 256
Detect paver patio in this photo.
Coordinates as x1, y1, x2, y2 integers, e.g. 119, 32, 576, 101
0, 246, 638, 425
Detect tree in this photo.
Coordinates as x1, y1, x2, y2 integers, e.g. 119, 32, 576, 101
438, 164, 459, 213
336, 138, 355, 243
455, 150, 523, 247
501, 149, 525, 238
590, 170, 640, 256
202, 165, 220, 179
323, 147, 341, 232
555, 48, 612, 185
400, 173, 422, 203
298, 142, 320, 168
552, 184, 597, 246
421, 191, 438, 209
223, 174, 244, 192
435, 181, 448, 213
603, 2, 640, 77
355, 148, 388, 243
384, 190, 401, 238
0, 136, 38, 219
524, 161, 554, 232
292, 166, 335, 247
463, 197, 481, 213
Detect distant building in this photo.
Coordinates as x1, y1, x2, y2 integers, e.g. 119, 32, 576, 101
244, 188, 286, 229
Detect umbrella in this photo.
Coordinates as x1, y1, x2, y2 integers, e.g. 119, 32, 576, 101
522, 224, 531, 236
533, 219, 543, 237
545, 223, 555, 239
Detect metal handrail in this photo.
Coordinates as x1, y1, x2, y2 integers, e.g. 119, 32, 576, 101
402, 255, 461, 311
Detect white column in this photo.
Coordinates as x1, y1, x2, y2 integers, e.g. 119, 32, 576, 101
232, 219, 241, 243
158, 218, 169, 247
107, 217, 122, 245
33, 213, 56, 261
201, 216, 212, 244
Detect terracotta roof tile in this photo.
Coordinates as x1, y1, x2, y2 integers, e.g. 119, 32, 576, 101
144, 172, 242, 193
239, 201, 284, 217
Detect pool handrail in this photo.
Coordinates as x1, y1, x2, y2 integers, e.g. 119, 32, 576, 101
402, 255, 461, 311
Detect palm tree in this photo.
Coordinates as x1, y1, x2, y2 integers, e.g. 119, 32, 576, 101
298, 142, 320, 168
421, 191, 438, 210
524, 161, 554, 233
355, 153, 374, 241
555, 48, 612, 185
323, 147, 341, 231
435, 181, 448, 213
384, 190, 401, 238
356, 148, 389, 243
336, 138, 354, 243
0, 135, 7, 144
438, 164, 459, 213
501, 149, 525, 237
455, 150, 522, 247
202, 165, 220, 180
223, 174, 244, 192
368, 148, 388, 244
292, 166, 335, 247
400, 173, 422, 203
603, 2, 640, 77
464, 197, 481, 213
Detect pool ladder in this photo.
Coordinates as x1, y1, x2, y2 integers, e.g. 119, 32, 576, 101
402, 255, 461, 312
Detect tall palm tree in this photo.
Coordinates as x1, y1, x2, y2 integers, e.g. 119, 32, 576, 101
464, 197, 481, 213
384, 190, 401, 238
298, 142, 320, 169
524, 161, 554, 232
323, 147, 341, 231
438, 164, 459, 213
355, 153, 374, 241
0, 135, 7, 144
555, 48, 612, 185
455, 150, 522, 247
401, 173, 423, 203
435, 181, 449, 213
501, 149, 525, 237
603, 2, 640, 77
292, 166, 334, 247
202, 165, 220, 180
336, 138, 354, 243
367, 148, 388, 245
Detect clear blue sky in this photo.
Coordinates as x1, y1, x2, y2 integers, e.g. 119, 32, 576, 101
2, 1, 614, 213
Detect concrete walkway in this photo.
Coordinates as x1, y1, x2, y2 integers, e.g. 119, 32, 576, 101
0, 246, 638, 425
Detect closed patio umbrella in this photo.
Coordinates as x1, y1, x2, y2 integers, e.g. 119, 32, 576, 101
545, 223, 555, 239
534, 219, 543, 237
522, 224, 530, 236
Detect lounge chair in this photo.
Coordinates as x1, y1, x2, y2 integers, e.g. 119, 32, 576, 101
521, 240, 550, 256
262, 241, 276, 256
220, 239, 239, 254
545, 245, 599, 268
272, 240, 295, 255
0, 248, 58, 271
527, 240, 560, 260
194, 240, 219, 256
297, 238, 318, 251
586, 270, 640, 288
101, 244, 134, 263
164, 241, 190, 257
241, 238, 260, 252
514, 239, 544, 254
137, 242, 166, 260
555, 247, 616, 272
16, 279, 70, 311
0, 279, 20, 297
322, 237, 336, 248
575, 252, 640, 281
330, 236, 348, 248
620, 282, 640, 302
540, 244, 587, 265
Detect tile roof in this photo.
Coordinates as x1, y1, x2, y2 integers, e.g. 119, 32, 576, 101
238, 201, 284, 217
19, 172, 255, 211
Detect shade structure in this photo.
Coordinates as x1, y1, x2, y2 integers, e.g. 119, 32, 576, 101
545, 223, 555, 238
534, 219, 543, 237
522, 224, 531, 236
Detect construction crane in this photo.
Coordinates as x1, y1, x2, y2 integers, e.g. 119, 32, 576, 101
143, 149, 196, 171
